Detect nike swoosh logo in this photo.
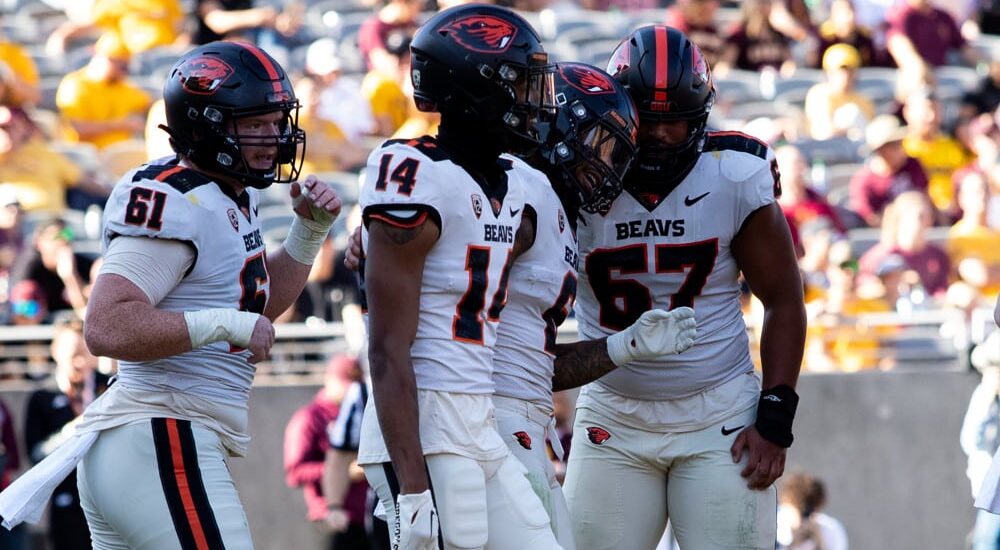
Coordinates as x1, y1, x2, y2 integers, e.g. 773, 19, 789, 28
684, 192, 710, 206
721, 424, 744, 436
509, 207, 521, 217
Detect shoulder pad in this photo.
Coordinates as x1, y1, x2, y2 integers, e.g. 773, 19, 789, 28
380, 136, 448, 162
131, 162, 214, 194
704, 131, 772, 182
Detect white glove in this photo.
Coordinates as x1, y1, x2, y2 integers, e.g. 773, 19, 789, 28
395, 490, 439, 550
606, 307, 697, 366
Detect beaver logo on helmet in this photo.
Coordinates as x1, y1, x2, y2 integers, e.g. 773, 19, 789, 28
176, 56, 234, 95
561, 65, 614, 95
443, 15, 518, 53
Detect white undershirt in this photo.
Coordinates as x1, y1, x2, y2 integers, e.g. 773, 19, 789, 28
99, 236, 195, 305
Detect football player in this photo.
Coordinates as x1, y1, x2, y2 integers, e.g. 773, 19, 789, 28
491, 61, 696, 550
562, 26, 807, 550
0, 41, 341, 547
356, 7, 695, 550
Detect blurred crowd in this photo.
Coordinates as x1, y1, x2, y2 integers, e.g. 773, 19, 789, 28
0, 0, 996, 375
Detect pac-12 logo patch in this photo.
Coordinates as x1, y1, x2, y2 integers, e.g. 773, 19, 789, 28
471, 194, 483, 219
558, 210, 566, 233
227, 208, 239, 231
512, 431, 532, 450
176, 55, 234, 95
443, 15, 518, 53
586, 426, 611, 445
560, 64, 615, 95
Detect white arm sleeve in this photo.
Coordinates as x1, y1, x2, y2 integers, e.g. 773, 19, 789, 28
99, 236, 195, 305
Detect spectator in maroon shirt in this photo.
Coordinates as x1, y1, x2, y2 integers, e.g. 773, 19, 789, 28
664, 0, 724, 67
775, 145, 846, 248
886, 0, 979, 69
849, 115, 930, 227
810, 0, 880, 69
283, 355, 365, 540
859, 190, 951, 299
716, 0, 799, 75
357, 0, 422, 73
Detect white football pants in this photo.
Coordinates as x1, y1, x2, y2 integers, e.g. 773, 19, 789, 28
364, 452, 563, 550
563, 405, 776, 550
493, 395, 575, 550
78, 419, 253, 550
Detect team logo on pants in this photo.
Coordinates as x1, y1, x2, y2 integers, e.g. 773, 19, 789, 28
586, 426, 612, 445
512, 431, 532, 450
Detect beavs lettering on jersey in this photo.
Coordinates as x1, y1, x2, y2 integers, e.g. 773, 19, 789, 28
615, 219, 686, 240
565, 245, 579, 270
484, 224, 515, 244
242, 228, 264, 252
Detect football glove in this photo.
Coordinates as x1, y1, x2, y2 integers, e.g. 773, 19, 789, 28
395, 490, 439, 550
606, 307, 697, 366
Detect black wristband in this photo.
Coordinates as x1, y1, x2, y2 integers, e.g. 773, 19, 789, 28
755, 384, 799, 448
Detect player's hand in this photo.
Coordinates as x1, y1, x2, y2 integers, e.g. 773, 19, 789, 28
246, 316, 275, 364
291, 175, 342, 227
731, 425, 787, 490
395, 490, 439, 550
344, 226, 364, 272
324, 508, 350, 533
606, 307, 697, 366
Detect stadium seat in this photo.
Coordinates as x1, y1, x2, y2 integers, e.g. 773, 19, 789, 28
792, 136, 864, 165
934, 65, 981, 93
38, 76, 60, 111
824, 162, 864, 192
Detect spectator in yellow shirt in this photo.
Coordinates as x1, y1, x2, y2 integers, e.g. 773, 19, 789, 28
902, 90, 971, 219
46, 0, 186, 58
804, 44, 875, 140
948, 169, 1000, 303
0, 107, 107, 213
295, 75, 369, 174
55, 32, 152, 150
361, 30, 411, 137
0, 34, 39, 106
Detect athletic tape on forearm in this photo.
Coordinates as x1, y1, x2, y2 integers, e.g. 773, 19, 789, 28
283, 215, 331, 265
755, 384, 799, 448
184, 308, 260, 349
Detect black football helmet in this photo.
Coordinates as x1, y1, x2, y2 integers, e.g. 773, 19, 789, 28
409, 4, 557, 155
607, 26, 714, 182
531, 63, 638, 216
161, 41, 305, 189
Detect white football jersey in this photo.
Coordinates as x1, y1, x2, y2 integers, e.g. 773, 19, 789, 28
101, 158, 268, 406
576, 132, 778, 400
360, 138, 538, 394
492, 173, 578, 407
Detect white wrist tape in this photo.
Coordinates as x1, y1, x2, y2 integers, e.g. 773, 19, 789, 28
283, 215, 330, 265
184, 308, 260, 349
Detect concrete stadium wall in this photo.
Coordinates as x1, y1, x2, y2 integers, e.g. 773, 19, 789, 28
0, 370, 982, 549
